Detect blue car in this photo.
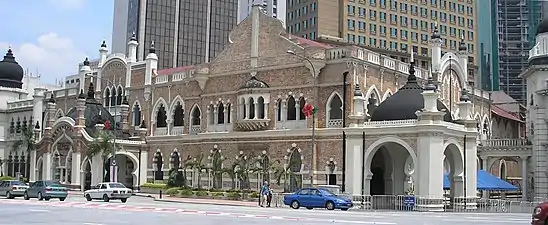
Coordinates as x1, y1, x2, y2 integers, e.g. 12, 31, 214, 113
283, 188, 353, 210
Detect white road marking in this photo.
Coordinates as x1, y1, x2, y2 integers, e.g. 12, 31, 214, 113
83, 223, 105, 225
28, 209, 50, 212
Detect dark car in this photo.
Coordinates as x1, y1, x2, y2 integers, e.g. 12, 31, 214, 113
283, 188, 353, 210
24, 180, 68, 201
533, 202, 548, 225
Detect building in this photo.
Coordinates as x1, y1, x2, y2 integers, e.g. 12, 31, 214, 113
0, 48, 64, 179
286, 0, 478, 85
28, 3, 510, 211
111, 0, 129, 54
476, 0, 499, 92
238, 0, 287, 26
110, 0, 238, 69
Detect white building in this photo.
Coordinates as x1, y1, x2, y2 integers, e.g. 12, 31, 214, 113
0, 48, 63, 178
238, 0, 286, 27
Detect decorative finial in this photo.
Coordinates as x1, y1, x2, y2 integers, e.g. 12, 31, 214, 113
34, 121, 40, 130
139, 119, 147, 129
425, 77, 436, 91
410, 47, 415, 63
48, 93, 55, 103
78, 89, 85, 99
459, 89, 470, 102
87, 82, 95, 99
130, 32, 137, 41
122, 95, 129, 105
83, 57, 90, 66
149, 41, 156, 54
353, 83, 362, 97
431, 22, 441, 39
101, 40, 107, 48
458, 35, 467, 51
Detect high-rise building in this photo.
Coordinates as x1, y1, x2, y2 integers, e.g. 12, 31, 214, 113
237, 0, 286, 26
112, 0, 129, 54
476, 0, 499, 92
286, 0, 478, 84
111, 0, 238, 69
496, 0, 545, 104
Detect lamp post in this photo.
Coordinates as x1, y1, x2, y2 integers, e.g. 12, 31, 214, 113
0, 158, 3, 176
287, 50, 318, 187
85, 74, 122, 183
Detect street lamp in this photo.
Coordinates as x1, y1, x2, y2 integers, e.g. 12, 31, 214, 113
287, 50, 318, 187
85, 74, 123, 183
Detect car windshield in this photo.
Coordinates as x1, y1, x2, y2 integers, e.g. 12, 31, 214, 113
109, 183, 126, 188
319, 188, 336, 196
45, 181, 63, 187
10, 181, 25, 186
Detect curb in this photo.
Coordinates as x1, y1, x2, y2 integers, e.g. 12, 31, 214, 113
153, 198, 259, 208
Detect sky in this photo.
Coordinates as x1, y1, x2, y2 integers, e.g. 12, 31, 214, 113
0, 0, 113, 85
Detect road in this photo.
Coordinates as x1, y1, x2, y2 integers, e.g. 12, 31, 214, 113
0, 194, 532, 225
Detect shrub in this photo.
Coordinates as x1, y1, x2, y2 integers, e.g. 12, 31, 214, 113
141, 183, 167, 189
226, 189, 239, 193
0, 176, 14, 181
226, 192, 242, 200
166, 187, 180, 196
211, 192, 225, 198
179, 189, 194, 197
195, 191, 208, 197
166, 169, 186, 188
208, 188, 222, 192
249, 192, 259, 198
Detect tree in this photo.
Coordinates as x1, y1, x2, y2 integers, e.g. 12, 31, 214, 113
273, 158, 301, 193
189, 153, 207, 189
87, 130, 117, 179
208, 147, 225, 189
12, 126, 37, 179
166, 168, 185, 188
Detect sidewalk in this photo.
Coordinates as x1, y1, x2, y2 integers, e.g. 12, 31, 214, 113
153, 196, 259, 207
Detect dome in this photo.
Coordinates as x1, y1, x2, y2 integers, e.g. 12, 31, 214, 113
537, 18, 548, 35
0, 48, 23, 88
66, 83, 130, 139
370, 63, 453, 122
239, 76, 269, 89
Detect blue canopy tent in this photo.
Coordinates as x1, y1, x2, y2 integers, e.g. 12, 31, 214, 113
443, 170, 519, 191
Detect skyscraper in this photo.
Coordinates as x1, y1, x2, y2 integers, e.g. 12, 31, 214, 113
111, 0, 238, 69
476, 0, 499, 91
286, 0, 478, 83
237, 0, 286, 26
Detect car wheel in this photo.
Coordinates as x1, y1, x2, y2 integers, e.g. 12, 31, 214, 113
6, 191, 13, 199
103, 194, 110, 202
306, 207, 313, 210
37, 192, 43, 201
85, 194, 92, 201
59, 197, 66, 201
44, 197, 51, 201
121, 198, 127, 203
23, 192, 29, 200
341, 208, 349, 211
325, 201, 335, 210
290, 200, 300, 209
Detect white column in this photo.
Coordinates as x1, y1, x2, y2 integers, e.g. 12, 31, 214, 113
264, 103, 269, 119
296, 102, 300, 120
344, 137, 363, 196
282, 104, 287, 127
44, 152, 52, 180
416, 133, 444, 211
213, 107, 218, 130
139, 151, 148, 188
72, 152, 81, 186
254, 102, 258, 119
167, 120, 172, 135
464, 136, 478, 198
521, 156, 528, 201
91, 154, 104, 186
29, 151, 36, 182
245, 102, 250, 119
223, 110, 228, 131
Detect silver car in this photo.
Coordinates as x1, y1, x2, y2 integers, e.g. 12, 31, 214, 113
0, 180, 29, 199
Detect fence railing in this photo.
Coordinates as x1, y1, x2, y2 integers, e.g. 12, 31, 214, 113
269, 194, 538, 213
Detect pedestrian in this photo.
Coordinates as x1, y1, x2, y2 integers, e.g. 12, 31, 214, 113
260, 181, 269, 207
266, 186, 273, 207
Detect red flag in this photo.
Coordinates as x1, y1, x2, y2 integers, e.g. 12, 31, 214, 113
104, 120, 111, 130
302, 103, 315, 118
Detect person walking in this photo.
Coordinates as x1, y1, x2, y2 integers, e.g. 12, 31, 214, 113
266, 186, 273, 207
260, 181, 269, 207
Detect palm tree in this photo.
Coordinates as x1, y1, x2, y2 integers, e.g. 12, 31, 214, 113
272, 159, 301, 193
12, 126, 36, 179
190, 153, 207, 189
87, 130, 117, 180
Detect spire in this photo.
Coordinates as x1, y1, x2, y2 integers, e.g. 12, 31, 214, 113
130, 32, 137, 41
459, 89, 470, 102
34, 121, 40, 130
83, 57, 90, 66
78, 89, 85, 99
424, 77, 436, 91
48, 93, 55, 103
353, 83, 363, 96
399, 48, 419, 90
101, 40, 107, 48
458, 34, 467, 51
139, 119, 147, 129
87, 82, 95, 99
149, 41, 156, 54
431, 22, 441, 39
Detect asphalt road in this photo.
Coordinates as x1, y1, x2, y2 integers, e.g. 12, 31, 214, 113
0, 194, 533, 225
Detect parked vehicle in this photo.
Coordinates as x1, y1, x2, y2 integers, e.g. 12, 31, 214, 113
24, 180, 68, 201
84, 182, 132, 203
283, 187, 353, 210
0, 180, 29, 199
532, 202, 548, 225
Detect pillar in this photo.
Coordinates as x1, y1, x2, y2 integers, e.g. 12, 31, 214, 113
415, 132, 445, 211
254, 102, 258, 119
521, 156, 528, 201
71, 152, 81, 186
91, 154, 104, 185
481, 156, 489, 198
29, 151, 37, 182
139, 151, 148, 188
464, 135, 478, 199
223, 109, 228, 131
245, 101, 250, 119
43, 152, 52, 180
264, 102, 269, 119
344, 137, 363, 196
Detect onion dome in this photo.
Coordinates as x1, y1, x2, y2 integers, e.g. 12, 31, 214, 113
458, 38, 467, 51
537, 18, 548, 35
101, 40, 107, 48
130, 32, 137, 42
0, 48, 24, 88
424, 77, 436, 91
459, 89, 471, 102
149, 41, 156, 54
431, 24, 441, 39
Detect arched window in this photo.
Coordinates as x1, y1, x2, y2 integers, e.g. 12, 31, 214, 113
171, 150, 181, 169
249, 97, 255, 119
298, 97, 306, 120
240, 98, 246, 119
287, 96, 296, 120
217, 102, 225, 124
156, 104, 167, 128
173, 102, 184, 127
132, 103, 141, 126
257, 97, 265, 119
288, 148, 302, 192
104, 88, 111, 107
328, 94, 343, 119
226, 103, 231, 123
191, 106, 201, 125
110, 87, 116, 106
208, 104, 215, 125
276, 99, 282, 122
116, 86, 123, 105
